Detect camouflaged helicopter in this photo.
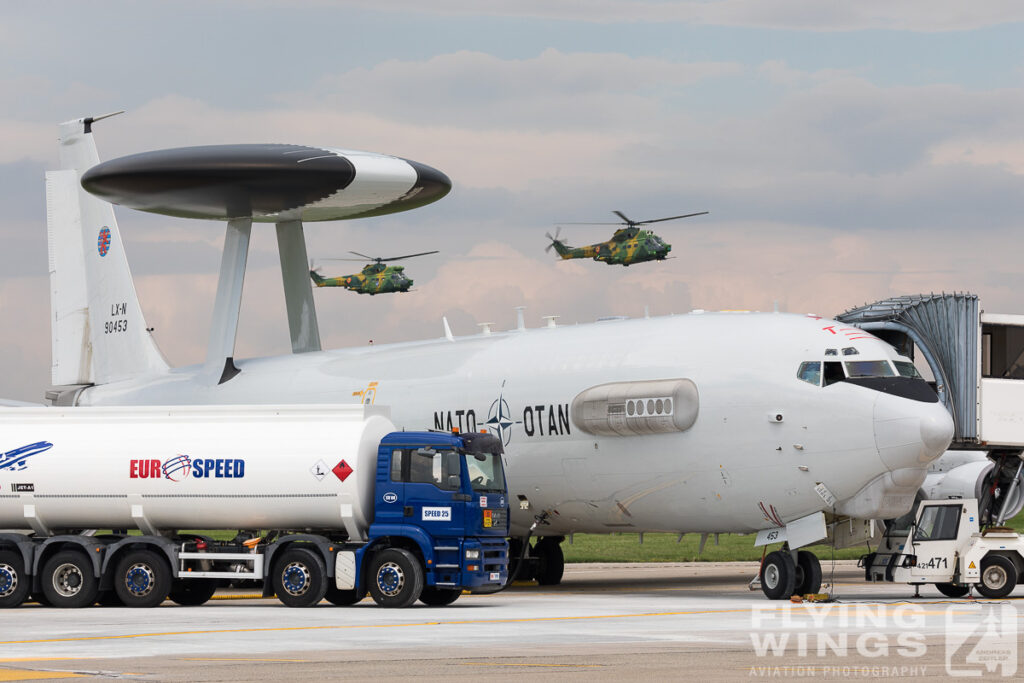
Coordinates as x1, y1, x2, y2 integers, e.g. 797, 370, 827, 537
546, 210, 708, 266
309, 250, 438, 294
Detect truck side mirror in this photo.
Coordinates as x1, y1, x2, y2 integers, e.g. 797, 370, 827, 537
900, 554, 917, 568
447, 474, 460, 489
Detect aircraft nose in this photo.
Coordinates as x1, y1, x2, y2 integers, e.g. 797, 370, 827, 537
873, 392, 954, 471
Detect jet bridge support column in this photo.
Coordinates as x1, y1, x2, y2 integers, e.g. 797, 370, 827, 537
275, 220, 321, 354
205, 218, 251, 384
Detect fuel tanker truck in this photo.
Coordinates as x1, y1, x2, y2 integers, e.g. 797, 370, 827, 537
0, 404, 509, 608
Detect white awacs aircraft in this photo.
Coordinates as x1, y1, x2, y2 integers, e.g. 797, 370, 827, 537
37, 115, 954, 599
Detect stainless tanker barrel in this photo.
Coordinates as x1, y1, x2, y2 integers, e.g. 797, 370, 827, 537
0, 404, 393, 537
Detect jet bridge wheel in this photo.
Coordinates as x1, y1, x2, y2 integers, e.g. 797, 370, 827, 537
976, 555, 1017, 599
760, 551, 797, 600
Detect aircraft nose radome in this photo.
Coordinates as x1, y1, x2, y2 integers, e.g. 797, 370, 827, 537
873, 393, 954, 471
920, 405, 954, 456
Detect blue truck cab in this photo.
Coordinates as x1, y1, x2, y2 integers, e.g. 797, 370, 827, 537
351, 430, 509, 607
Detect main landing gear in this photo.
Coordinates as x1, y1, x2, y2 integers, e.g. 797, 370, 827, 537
508, 536, 565, 586
760, 546, 822, 600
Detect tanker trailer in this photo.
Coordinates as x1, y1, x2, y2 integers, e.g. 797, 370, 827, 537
0, 404, 509, 608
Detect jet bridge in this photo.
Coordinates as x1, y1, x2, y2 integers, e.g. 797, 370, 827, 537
838, 292, 1024, 450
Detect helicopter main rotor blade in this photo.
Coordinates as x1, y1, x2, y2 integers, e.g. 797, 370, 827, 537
634, 211, 709, 225
375, 250, 440, 262
348, 251, 378, 261
612, 210, 634, 224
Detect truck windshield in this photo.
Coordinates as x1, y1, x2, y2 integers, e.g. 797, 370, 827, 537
465, 453, 506, 493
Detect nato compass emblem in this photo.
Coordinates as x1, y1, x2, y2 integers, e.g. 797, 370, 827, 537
97, 227, 111, 257
485, 382, 521, 446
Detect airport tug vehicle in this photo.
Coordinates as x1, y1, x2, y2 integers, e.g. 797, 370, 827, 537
862, 498, 1024, 598
0, 405, 509, 608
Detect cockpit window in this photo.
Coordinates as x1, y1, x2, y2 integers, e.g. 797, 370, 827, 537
797, 361, 821, 386
894, 361, 923, 379
823, 361, 845, 386
844, 360, 895, 378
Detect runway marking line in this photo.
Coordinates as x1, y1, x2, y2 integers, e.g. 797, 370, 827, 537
0, 602, 998, 647
179, 658, 309, 662
0, 608, 752, 645
0, 671, 86, 681
459, 662, 605, 668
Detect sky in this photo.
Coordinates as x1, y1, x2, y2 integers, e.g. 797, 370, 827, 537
1, 1, 1023, 402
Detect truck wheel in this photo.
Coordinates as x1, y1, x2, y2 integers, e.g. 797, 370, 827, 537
42, 550, 99, 608
795, 551, 822, 596
0, 549, 30, 608
935, 583, 970, 598
113, 550, 172, 608
96, 590, 123, 607
324, 586, 365, 606
272, 547, 327, 607
760, 550, 797, 600
419, 587, 461, 606
533, 538, 565, 586
368, 548, 423, 608
168, 578, 218, 606
977, 555, 1017, 599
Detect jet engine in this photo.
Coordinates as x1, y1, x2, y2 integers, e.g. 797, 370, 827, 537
920, 451, 1024, 525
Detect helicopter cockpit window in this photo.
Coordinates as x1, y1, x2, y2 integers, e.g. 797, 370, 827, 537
797, 361, 821, 386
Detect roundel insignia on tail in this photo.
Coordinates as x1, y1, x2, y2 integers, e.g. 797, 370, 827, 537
97, 227, 111, 256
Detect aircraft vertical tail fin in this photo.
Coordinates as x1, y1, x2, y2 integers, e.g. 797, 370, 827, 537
47, 115, 169, 386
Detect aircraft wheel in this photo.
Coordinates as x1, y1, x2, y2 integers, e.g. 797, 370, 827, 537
419, 587, 462, 606
533, 538, 565, 586
368, 548, 423, 608
0, 549, 30, 608
324, 585, 365, 606
114, 550, 172, 608
272, 547, 327, 607
935, 583, 970, 598
168, 578, 218, 606
42, 550, 99, 608
976, 555, 1017, 599
760, 550, 797, 600
795, 551, 822, 595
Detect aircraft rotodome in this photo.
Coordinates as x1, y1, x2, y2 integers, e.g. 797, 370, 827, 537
33, 114, 955, 600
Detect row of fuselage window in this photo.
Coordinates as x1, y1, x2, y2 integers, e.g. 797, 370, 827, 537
797, 358, 921, 387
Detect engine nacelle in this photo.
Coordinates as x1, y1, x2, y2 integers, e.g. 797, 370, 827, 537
920, 451, 1024, 523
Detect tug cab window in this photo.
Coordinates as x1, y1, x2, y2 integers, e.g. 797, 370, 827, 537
797, 361, 821, 386
913, 504, 961, 542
